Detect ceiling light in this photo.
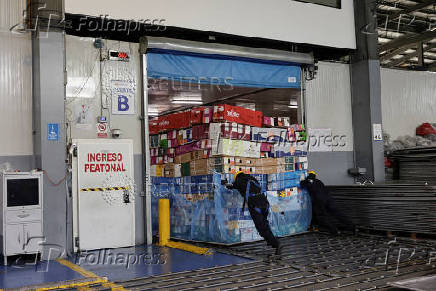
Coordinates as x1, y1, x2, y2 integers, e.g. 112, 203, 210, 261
288, 105, 298, 109
172, 100, 203, 105
172, 92, 202, 102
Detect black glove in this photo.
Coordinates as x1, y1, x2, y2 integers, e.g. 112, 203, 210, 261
221, 179, 228, 185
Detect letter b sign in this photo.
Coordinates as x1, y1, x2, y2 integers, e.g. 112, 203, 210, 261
112, 94, 134, 115
118, 95, 130, 112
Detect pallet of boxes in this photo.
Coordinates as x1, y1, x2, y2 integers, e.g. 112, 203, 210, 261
149, 104, 312, 244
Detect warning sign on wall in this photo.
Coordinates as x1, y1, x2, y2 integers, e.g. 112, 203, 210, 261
96, 122, 108, 138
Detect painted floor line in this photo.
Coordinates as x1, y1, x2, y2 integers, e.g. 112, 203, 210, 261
56, 258, 126, 290
7, 278, 104, 291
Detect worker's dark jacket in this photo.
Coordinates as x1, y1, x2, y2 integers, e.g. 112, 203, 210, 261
228, 174, 268, 210
300, 176, 330, 203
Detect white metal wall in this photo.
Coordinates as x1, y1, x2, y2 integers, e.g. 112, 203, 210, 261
306, 61, 354, 152
0, 0, 33, 156
65, 0, 356, 49
381, 68, 436, 140
65, 35, 142, 154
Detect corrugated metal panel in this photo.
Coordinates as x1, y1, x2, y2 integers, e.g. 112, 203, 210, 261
381, 68, 436, 140
0, 30, 33, 156
0, 0, 26, 32
65, 35, 142, 154
305, 61, 354, 152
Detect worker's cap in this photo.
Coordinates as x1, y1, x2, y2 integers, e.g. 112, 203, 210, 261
234, 170, 244, 180
307, 170, 317, 177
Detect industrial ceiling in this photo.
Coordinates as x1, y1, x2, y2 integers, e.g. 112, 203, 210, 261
377, 0, 436, 70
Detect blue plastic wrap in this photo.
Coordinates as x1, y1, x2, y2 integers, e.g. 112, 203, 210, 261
151, 172, 312, 244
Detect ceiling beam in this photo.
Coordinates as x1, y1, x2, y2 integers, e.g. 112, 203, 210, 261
387, 0, 436, 20
387, 42, 436, 67
377, 0, 436, 16
377, 18, 427, 34
380, 43, 417, 61
380, 29, 436, 52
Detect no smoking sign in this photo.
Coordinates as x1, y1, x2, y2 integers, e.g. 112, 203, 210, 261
97, 122, 108, 138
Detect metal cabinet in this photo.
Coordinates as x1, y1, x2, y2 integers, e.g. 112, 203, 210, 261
1, 172, 43, 265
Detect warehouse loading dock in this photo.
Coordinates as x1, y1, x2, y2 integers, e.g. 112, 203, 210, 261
138, 37, 314, 246
2, 0, 436, 289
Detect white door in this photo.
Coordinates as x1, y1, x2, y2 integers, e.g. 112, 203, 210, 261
23, 223, 43, 253
74, 139, 135, 251
5, 224, 23, 255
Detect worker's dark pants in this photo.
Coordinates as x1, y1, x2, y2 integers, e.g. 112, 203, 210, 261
312, 198, 354, 234
247, 195, 280, 248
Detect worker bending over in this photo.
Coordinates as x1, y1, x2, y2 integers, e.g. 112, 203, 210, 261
300, 171, 356, 235
223, 171, 283, 255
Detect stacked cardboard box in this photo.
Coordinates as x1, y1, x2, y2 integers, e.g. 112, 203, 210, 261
149, 104, 311, 243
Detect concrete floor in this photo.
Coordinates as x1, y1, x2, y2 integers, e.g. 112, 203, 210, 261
4, 233, 435, 290
0, 245, 250, 289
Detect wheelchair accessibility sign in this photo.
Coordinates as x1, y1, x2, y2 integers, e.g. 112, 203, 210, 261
47, 123, 59, 141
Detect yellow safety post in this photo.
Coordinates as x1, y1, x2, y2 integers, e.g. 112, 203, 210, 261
158, 198, 212, 255
158, 199, 170, 246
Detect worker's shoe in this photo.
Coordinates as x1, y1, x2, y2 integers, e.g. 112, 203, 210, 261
275, 244, 284, 256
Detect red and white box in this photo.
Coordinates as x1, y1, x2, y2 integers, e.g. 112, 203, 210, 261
190, 106, 213, 125
263, 116, 275, 127
238, 124, 251, 141
190, 107, 204, 125
149, 118, 160, 134
159, 111, 191, 131
167, 130, 177, 140
213, 104, 262, 127
275, 117, 290, 127
168, 139, 178, 148
150, 148, 159, 157
192, 124, 210, 140
203, 107, 213, 124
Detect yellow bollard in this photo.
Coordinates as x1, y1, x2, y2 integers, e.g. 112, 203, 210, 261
158, 199, 170, 246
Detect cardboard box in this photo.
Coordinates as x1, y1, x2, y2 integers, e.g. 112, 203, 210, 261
190, 159, 211, 176
251, 127, 288, 143
256, 158, 278, 167
192, 124, 210, 140
149, 119, 159, 134
181, 162, 190, 176
158, 111, 191, 131
191, 106, 213, 125
275, 117, 290, 127
203, 107, 213, 123
192, 150, 211, 160
208, 122, 251, 141
255, 166, 278, 174
213, 104, 263, 127
277, 157, 295, 165
263, 116, 275, 127
151, 165, 163, 177
234, 157, 257, 166
167, 130, 177, 140
164, 163, 182, 177
150, 135, 159, 148
175, 152, 193, 164
190, 107, 204, 125
211, 139, 260, 158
